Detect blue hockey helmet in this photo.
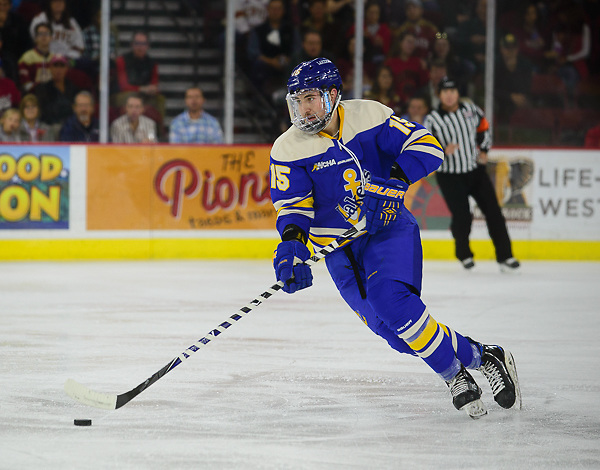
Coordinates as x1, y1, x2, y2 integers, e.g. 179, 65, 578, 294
286, 58, 343, 134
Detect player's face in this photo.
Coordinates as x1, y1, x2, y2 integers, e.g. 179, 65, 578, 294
294, 90, 326, 120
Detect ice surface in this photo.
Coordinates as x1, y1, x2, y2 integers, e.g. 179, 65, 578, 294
1, 259, 599, 469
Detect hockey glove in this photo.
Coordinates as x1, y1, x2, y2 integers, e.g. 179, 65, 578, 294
363, 176, 409, 234
273, 240, 313, 294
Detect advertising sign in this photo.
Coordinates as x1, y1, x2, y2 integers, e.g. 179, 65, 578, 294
405, 150, 600, 240
0, 145, 70, 229
87, 145, 274, 230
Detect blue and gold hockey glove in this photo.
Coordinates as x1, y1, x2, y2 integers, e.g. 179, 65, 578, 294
273, 240, 313, 294
363, 176, 409, 234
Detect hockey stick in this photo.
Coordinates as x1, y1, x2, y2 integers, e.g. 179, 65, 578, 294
64, 220, 366, 410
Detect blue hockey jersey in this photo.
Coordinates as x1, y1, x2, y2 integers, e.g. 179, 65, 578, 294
270, 99, 444, 249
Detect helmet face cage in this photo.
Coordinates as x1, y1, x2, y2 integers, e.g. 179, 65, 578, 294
286, 57, 343, 134
286, 88, 339, 134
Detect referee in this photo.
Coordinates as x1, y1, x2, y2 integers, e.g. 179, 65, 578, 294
424, 77, 520, 271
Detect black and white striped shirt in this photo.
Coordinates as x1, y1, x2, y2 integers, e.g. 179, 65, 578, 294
424, 100, 491, 174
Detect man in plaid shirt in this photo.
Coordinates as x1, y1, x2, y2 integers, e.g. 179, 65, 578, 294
169, 87, 223, 144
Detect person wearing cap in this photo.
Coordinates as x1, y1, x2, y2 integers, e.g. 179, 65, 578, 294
424, 77, 520, 272
494, 33, 533, 121
34, 53, 80, 126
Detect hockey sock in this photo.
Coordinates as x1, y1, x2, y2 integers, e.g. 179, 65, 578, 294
438, 325, 482, 369
396, 308, 462, 381
368, 280, 461, 381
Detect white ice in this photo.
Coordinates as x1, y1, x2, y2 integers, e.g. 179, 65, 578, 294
1, 259, 600, 469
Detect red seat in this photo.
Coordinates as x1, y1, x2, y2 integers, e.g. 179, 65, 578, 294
530, 73, 567, 108
508, 107, 558, 144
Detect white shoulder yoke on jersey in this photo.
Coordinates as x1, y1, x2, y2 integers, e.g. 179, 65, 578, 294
271, 100, 394, 163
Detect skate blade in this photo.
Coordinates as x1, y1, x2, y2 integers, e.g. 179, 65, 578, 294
461, 399, 487, 419
504, 350, 522, 410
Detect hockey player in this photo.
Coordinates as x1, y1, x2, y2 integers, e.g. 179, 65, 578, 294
270, 57, 521, 418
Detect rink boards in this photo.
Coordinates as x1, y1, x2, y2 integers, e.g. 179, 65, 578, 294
0, 144, 598, 260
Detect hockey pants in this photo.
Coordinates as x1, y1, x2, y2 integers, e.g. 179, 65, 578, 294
325, 217, 481, 379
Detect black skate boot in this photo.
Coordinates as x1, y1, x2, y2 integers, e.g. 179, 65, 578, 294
446, 366, 487, 419
477, 345, 522, 409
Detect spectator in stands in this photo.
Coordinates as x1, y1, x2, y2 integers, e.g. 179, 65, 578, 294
82, 8, 117, 62
423, 58, 447, 110
290, 30, 333, 73
347, 1, 391, 65
59, 90, 98, 142
438, 0, 474, 38
335, 35, 374, 99
18, 21, 53, 93
301, 0, 342, 58
364, 65, 402, 114
235, 0, 268, 36
0, 29, 20, 84
169, 87, 223, 144
455, 0, 487, 75
0, 107, 22, 141
384, 31, 429, 104
247, 0, 298, 100
110, 93, 156, 143
0, 58, 20, 114
394, 0, 438, 60
494, 33, 533, 121
29, 0, 84, 60
401, 94, 429, 125
35, 53, 79, 126
18, 93, 55, 141
429, 31, 473, 95
114, 31, 165, 119
544, 5, 591, 96
325, 0, 354, 31
0, 0, 31, 61
509, 2, 545, 71
230, 0, 268, 70
81, 7, 118, 79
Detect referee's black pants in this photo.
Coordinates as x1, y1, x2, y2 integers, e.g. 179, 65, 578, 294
436, 165, 513, 263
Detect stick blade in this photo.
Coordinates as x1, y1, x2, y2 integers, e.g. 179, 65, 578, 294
64, 378, 118, 410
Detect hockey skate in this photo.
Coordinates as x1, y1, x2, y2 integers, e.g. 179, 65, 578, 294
477, 345, 522, 409
446, 366, 487, 419
499, 257, 520, 273
461, 257, 475, 270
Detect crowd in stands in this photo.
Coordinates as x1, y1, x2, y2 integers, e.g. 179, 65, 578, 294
234, 0, 600, 146
0, 0, 599, 146
0, 0, 224, 144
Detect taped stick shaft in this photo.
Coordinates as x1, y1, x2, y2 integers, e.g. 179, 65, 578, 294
65, 221, 366, 410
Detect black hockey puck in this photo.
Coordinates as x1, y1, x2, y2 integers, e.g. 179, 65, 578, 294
74, 419, 92, 426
